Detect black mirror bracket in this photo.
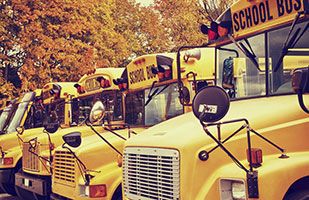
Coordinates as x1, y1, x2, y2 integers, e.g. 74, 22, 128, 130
200, 117, 288, 198
292, 66, 309, 113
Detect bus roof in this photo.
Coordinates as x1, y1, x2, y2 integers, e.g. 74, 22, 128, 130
203, 0, 308, 45
42, 82, 77, 104
126, 50, 215, 91
75, 67, 125, 96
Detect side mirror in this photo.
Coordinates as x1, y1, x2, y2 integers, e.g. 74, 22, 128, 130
292, 66, 309, 113
89, 101, 105, 124
44, 121, 59, 134
62, 132, 81, 148
192, 86, 230, 123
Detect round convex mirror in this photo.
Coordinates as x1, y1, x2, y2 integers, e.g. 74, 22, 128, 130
89, 101, 105, 124
192, 86, 230, 123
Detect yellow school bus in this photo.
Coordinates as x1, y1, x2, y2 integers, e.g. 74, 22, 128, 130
0, 83, 77, 196
122, 0, 309, 199
15, 68, 125, 200
49, 51, 214, 200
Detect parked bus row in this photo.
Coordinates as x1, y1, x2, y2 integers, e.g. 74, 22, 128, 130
0, 0, 308, 199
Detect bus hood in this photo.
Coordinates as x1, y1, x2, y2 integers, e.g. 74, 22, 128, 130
124, 94, 309, 149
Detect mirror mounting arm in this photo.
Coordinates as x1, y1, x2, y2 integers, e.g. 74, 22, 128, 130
89, 125, 123, 156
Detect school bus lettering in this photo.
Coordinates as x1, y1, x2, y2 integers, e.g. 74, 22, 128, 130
129, 68, 146, 84
233, 0, 273, 31
85, 78, 101, 92
233, 0, 303, 32
146, 64, 157, 80
277, 0, 302, 16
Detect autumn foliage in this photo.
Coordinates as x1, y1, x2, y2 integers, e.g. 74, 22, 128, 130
0, 0, 231, 100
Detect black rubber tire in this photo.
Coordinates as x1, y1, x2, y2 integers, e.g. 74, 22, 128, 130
284, 190, 309, 200
33, 193, 50, 200
15, 185, 36, 200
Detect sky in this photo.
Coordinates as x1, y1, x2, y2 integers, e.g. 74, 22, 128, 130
135, 0, 154, 6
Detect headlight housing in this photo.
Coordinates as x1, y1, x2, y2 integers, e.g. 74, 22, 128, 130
220, 178, 247, 200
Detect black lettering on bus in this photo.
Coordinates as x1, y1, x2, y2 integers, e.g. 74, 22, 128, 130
277, 0, 285, 17
146, 64, 156, 80
285, 0, 293, 13
129, 69, 146, 85
239, 10, 246, 29
265, 0, 273, 20
259, 3, 266, 23
294, 0, 301, 11
252, 5, 259, 25
245, 8, 252, 27
233, 13, 240, 31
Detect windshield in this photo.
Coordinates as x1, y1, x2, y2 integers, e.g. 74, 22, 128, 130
6, 92, 36, 133
217, 20, 309, 99
218, 34, 265, 99
125, 83, 183, 126
72, 91, 123, 125
6, 102, 30, 133
269, 21, 309, 94
0, 104, 17, 131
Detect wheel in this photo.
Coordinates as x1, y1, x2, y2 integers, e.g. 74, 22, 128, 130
284, 190, 309, 200
2, 183, 17, 196
33, 193, 50, 200
15, 185, 36, 200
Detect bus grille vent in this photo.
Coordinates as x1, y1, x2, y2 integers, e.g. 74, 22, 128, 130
54, 151, 75, 186
123, 147, 180, 200
22, 143, 40, 172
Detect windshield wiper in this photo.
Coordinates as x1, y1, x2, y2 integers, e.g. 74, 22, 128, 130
274, 11, 307, 72
145, 81, 170, 107
144, 81, 158, 106
228, 34, 261, 71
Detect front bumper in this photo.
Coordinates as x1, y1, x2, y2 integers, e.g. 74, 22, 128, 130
15, 171, 51, 196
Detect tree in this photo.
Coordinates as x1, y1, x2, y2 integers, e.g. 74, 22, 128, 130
111, 0, 173, 66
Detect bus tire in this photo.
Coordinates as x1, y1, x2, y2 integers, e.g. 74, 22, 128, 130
284, 190, 309, 200
33, 193, 50, 200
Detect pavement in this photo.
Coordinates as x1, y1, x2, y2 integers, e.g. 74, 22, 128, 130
0, 193, 19, 200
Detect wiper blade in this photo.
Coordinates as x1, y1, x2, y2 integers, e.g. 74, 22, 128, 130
144, 81, 158, 106
274, 27, 301, 72
228, 34, 261, 71
239, 42, 260, 71
274, 11, 304, 72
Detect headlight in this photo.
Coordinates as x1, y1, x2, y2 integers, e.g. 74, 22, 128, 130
220, 179, 247, 200
79, 184, 107, 198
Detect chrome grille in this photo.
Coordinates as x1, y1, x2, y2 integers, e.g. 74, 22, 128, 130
23, 143, 40, 172
123, 147, 180, 200
54, 151, 75, 186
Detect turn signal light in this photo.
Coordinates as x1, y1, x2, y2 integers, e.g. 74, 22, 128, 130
4, 157, 13, 165
89, 185, 107, 198
201, 21, 231, 41
113, 78, 128, 91
247, 148, 262, 165
97, 77, 111, 88
133, 58, 146, 65
74, 84, 85, 94
151, 65, 172, 81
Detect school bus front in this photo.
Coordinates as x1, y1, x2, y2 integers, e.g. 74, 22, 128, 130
122, 0, 309, 199
50, 51, 215, 200
15, 69, 125, 199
